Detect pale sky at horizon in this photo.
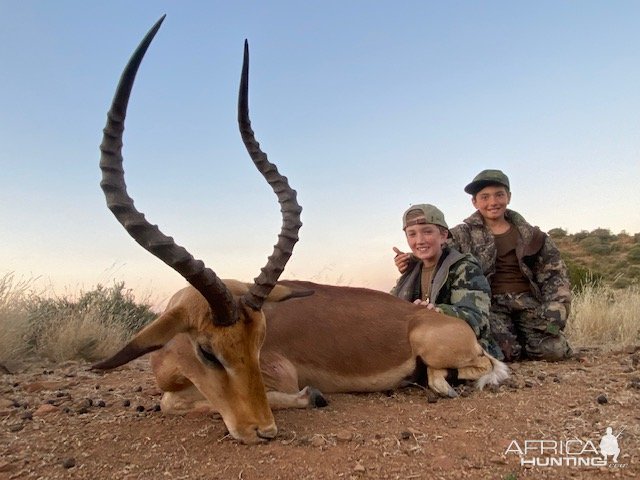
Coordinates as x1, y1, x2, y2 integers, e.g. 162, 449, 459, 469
2, 1, 639, 307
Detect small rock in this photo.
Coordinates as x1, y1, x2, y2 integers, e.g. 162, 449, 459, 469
61, 458, 76, 469
524, 381, 534, 388
8, 424, 23, 432
135, 405, 145, 413
353, 461, 365, 473
152, 404, 161, 412
596, 394, 608, 404
97, 400, 106, 408
310, 435, 326, 447
21, 411, 33, 420
134, 386, 143, 392
335, 431, 353, 442
122, 399, 131, 407
34, 404, 59, 416
76, 407, 89, 415
400, 431, 411, 440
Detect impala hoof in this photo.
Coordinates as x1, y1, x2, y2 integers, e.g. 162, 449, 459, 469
307, 387, 328, 408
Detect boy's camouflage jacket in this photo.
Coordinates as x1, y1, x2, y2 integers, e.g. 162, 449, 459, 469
391, 246, 492, 344
450, 209, 572, 329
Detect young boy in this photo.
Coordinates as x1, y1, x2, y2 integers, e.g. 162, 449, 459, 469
394, 171, 572, 362
391, 204, 500, 358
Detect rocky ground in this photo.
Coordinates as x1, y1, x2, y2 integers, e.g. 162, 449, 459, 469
1, 347, 638, 480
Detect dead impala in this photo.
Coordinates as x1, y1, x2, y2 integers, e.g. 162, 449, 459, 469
93, 17, 509, 444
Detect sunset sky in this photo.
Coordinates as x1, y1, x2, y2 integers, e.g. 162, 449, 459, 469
2, 1, 639, 307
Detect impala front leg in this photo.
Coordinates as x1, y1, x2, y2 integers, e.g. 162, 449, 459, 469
267, 387, 328, 409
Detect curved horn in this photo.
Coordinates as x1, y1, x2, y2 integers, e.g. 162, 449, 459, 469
238, 41, 303, 310
99, 16, 238, 326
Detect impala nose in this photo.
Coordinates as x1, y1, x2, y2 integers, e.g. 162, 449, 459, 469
257, 423, 278, 440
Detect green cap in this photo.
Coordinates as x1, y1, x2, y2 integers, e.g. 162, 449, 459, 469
464, 169, 510, 195
402, 204, 448, 230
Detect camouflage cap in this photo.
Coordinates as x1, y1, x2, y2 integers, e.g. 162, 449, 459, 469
464, 169, 510, 195
402, 204, 448, 230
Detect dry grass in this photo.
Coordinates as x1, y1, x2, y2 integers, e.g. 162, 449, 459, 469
0, 273, 34, 364
0, 273, 156, 368
566, 282, 640, 350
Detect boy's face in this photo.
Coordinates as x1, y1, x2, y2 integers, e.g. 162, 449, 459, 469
472, 185, 511, 221
404, 223, 448, 265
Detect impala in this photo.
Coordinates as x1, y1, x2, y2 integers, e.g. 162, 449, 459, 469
93, 16, 509, 444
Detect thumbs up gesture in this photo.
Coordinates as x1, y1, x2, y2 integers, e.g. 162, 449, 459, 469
393, 247, 411, 274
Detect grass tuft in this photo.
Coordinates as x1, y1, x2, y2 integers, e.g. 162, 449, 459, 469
0, 273, 156, 366
566, 283, 640, 350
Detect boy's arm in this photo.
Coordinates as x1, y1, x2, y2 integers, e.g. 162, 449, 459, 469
534, 236, 572, 331
436, 260, 491, 340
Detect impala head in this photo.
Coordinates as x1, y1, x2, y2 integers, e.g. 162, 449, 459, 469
92, 16, 304, 443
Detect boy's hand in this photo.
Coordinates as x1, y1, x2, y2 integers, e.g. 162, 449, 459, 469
393, 247, 411, 273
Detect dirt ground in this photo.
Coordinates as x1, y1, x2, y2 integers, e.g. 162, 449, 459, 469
1, 347, 638, 480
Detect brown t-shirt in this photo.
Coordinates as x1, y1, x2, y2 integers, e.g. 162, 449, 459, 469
491, 226, 531, 295
420, 265, 435, 302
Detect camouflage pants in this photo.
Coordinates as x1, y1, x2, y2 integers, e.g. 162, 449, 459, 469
489, 292, 572, 362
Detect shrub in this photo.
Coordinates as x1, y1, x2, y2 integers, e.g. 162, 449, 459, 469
0, 276, 156, 365
579, 236, 612, 255
628, 246, 640, 264
548, 228, 567, 238
589, 228, 613, 240
565, 260, 603, 292
573, 230, 589, 242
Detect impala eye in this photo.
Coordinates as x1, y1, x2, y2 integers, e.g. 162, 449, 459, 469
197, 344, 224, 369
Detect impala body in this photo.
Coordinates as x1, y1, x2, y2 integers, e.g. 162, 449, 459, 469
150, 281, 508, 414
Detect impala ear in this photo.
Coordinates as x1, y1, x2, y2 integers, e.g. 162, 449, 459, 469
91, 307, 188, 370
265, 284, 314, 303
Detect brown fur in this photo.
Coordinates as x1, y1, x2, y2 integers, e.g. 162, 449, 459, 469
262, 281, 507, 397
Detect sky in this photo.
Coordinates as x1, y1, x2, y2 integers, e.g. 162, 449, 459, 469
1, 1, 639, 307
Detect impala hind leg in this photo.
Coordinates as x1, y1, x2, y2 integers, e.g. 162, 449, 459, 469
427, 367, 458, 398
456, 355, 493, 382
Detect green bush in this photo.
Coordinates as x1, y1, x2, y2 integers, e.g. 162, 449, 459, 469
573, 230, 590, 242
548, 228, 567, 238
628, 246, 640, 263
566, 260, 603, 292
589, 228, 613, 240
579, 237, 612, 255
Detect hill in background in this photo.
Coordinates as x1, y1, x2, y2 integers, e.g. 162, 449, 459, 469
549, 228, 640, 290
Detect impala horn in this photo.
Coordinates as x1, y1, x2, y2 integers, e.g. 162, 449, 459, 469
99, 16, 301, 325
